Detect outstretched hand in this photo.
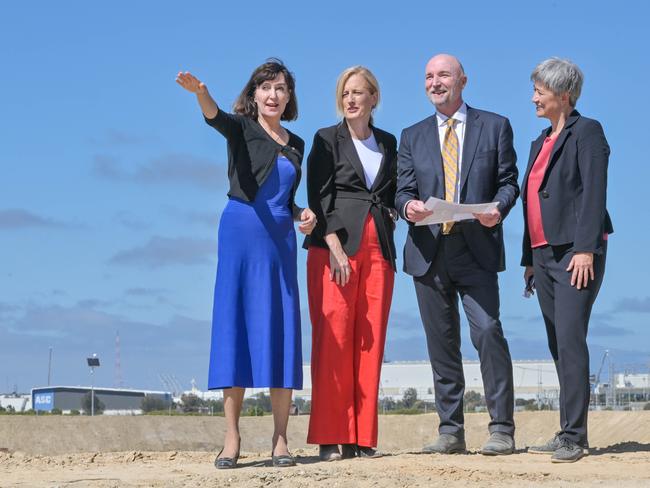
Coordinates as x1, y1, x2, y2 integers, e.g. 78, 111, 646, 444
175, 71, 207, 94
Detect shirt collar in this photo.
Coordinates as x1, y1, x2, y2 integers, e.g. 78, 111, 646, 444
436, 102, 467, 127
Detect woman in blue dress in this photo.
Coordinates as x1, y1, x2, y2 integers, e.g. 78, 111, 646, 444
176, 59, 316, 469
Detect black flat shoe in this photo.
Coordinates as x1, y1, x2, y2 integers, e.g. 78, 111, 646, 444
319, 444, 342, 462
341, 444, 358, 459
214, 448, 240, 469
271, 452, 296, 467
357, 446, 383, 458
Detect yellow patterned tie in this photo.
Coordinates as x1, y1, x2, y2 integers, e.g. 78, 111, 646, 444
442, 118, 459, 234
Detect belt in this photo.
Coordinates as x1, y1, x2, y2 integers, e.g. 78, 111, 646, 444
335, 190, 395, 265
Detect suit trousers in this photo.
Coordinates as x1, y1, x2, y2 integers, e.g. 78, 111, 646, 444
532, 242, 607, 447
413, 232, 515, 436
307, 215, 394, 447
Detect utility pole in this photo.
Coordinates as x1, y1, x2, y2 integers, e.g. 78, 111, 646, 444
47, 347, 53, 386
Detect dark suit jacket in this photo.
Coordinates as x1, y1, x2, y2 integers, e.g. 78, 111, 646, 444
395, 106, 519, 277
205, 110, 305, 217
303, 122, 398, 269
520, 110, 613, 266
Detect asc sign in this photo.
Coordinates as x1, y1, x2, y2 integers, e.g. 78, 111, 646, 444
33, 392, 54, 411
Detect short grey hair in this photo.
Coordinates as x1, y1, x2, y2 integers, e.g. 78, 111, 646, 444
531, 58, 584, 107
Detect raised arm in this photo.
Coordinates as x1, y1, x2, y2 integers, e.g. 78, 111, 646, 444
175, 71, 218, 119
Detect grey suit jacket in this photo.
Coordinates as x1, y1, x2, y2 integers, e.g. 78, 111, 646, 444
395, 106, 519, 276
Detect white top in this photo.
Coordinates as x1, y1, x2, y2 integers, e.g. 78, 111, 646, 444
352, 132, 383, 188
435, 103, 467, 203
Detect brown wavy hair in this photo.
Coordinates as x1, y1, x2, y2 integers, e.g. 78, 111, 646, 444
233, 58, 298, 121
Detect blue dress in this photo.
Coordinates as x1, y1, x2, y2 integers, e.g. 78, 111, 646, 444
207, 155, 303, 389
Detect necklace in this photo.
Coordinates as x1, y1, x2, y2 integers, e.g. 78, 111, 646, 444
258, 118, 288, 146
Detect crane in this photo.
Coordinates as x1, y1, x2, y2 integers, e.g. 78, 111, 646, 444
590, 350, 610, 402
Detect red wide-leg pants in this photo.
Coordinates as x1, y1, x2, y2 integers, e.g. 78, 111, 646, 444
306, 215, 394, 447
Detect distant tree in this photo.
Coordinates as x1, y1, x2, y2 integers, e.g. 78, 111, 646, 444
81, 392, 105, 415
180, 394, 205, 413
244, 406, 264, 416
6, 405, 15, 414
293, 397, 310, 414
380, 397, 396, 412
206, 399, 224, 414
50, 408, 63, 415
402, 388, 418, 409
243, 393, 272, 413
463, 391, 485, 412
141, 396, 167, 413
68, 409, 81, 416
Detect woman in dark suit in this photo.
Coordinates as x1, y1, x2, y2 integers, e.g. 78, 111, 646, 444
521, 58, 613, 463
305, 66, 398, 461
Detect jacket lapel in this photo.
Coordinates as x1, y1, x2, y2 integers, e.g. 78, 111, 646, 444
521, 110, 581, 199
424, 116, 445, 198
459, 107, 482, 194
521, 133, 546, 199
337, 122, 368, 188
370, 127, 388, 192
544, 110, 580, 176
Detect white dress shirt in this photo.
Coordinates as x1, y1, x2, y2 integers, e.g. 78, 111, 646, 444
403, 103, 468, 220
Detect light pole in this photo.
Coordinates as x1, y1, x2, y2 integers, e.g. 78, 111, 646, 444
47, 347, 53, 386
86, 354, 100, 416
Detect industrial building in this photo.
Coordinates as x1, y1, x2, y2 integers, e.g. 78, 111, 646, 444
31, 386, 172, 414
297, 360, 561, 402
187, 360, 562, 404
0, 394, 31, 412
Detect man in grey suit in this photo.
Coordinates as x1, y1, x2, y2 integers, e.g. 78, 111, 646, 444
396, 54, 519, 455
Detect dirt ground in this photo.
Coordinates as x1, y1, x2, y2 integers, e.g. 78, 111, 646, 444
1, 411, 649, 487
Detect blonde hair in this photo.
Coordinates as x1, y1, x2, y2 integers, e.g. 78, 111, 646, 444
335, 66, 381, 122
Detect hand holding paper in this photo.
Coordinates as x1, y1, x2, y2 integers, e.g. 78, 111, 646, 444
414, 197, 498, 226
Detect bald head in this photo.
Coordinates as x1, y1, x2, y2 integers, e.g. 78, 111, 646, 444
425, 54, 467, 116
426, 54, 465, 77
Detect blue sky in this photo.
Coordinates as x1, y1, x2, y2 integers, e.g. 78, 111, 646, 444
1, 1, 649, 392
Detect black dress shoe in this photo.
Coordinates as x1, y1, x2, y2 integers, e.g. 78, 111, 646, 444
272, 452, 296, 467
341, 444, 358, 459
357, 446, 383, 458
319, 444, 342, 461
214, 448, 240, 469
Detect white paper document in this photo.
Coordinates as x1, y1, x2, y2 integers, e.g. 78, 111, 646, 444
414, 197, 498, 226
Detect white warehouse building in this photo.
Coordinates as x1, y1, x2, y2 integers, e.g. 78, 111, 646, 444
184, 360, 560, 403
295, 360, 559, 402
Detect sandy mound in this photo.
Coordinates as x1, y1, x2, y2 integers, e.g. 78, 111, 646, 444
1, 411, 649, 487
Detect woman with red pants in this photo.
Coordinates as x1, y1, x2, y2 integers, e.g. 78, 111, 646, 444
304, 66, 397, 461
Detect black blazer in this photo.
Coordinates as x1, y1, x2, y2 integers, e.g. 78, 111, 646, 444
395, 106, 520, 276
520, 110, 613, 266
303, 122, 398, 269
205, 110, 305, 217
